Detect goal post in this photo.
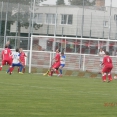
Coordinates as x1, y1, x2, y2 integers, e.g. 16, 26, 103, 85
29, 35, 117, 74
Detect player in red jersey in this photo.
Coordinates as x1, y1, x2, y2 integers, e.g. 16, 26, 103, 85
102, 51, 113, 82
18, 48, 27, 73
48, 49, 61, 76
0, 45, 12, 71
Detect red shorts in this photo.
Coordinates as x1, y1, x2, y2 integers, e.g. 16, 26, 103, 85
2, 60, 12, 66
52, 62, 60, 69
102, 65, 113, 73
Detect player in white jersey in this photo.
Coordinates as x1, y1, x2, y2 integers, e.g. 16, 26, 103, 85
98, 48, 105, 67
9, 48, 23, 74
58, 52, 66, 77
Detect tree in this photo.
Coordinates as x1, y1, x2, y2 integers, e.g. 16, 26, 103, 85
56, 0, 65, 5
0, 0, 46, 47
68, 0, 95, 6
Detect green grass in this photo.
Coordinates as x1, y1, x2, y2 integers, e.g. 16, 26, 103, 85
0, 71, 117, 117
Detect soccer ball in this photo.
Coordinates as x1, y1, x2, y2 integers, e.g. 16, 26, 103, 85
113, 76, 117, 80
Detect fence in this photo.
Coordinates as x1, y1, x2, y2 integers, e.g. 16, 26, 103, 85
29, 51, 117, 74
1, 48, 117, 74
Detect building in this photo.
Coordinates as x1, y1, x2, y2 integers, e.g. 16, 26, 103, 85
10, 5, 117, 40
95, 0, 105, 7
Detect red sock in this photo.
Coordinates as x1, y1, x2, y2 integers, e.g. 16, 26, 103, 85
48, 71, 53, 76
10, 67, 14, 73
18, 67, 19, 72
108, 74, 112, 81
23, 68, 25, 73
55, 70, 59, 74
0, 67, 2, 71
102, 73, 106, 81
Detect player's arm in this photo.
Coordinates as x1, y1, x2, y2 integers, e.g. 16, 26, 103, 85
110, 57, 113, 64
24, 53, 27, 57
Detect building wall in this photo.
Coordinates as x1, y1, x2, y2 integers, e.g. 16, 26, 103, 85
10, 6, 117, 39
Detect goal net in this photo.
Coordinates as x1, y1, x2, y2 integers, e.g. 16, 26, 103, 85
29, 35, 117, 74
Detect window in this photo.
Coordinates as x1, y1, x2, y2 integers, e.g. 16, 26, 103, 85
114, 14, 117, 21
103, 21, 108, 28
34, 13, 43, 24
46, 14, 55, 24
61, 14, 73, 25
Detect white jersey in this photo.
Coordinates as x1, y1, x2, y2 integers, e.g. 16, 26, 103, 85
60, 55, 66, 64
99, 51, 105, 61
12, 52, 20, 64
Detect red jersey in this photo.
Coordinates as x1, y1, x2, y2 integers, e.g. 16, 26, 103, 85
103, 55, 113, 66
20, 52, 26, 62
55, 53, 60, 62
1, 48, 12, 60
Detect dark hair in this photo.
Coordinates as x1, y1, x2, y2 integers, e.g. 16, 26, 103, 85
58, 48, 60, 52
16, 48, 19, 52
105, 51, 110, 55
5, 45, 8, 48
61, 52, 64, 55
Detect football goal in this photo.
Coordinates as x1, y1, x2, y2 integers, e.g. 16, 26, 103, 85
28, 35, 117, 74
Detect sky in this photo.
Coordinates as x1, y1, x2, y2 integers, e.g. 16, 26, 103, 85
40, 0, 117, 7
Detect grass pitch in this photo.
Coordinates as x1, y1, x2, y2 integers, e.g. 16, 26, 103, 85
0, 71, 117, 117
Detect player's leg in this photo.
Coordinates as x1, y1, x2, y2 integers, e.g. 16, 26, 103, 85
0, 60, 6, 71
44, 62, 54, 76
54, 68, 59, 75
58, 64, 65, 77
102, 72, 106, 82
43, 62, 53, 76
22, 62, 26, 73
49, 63, 60, 76
6, 60, 13, 73
48, 63, 55, 76
107, 67, 113, 82
23, 66, 25, 73
54, 62, 60, 75
18, 67, 20, 73
102, 67, 107, 82
43, 69, 50, 76
18, 63, 24, 74
9, 63, 15, 74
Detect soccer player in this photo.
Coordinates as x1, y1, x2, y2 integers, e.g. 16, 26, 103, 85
98, 48, 105, 67
18, 48, 27, 73
0, 45, 12, 71
58, 52, 66, 77
101, 51, 113, 82
48, 49, 61, 76
9, 48, 24, 74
